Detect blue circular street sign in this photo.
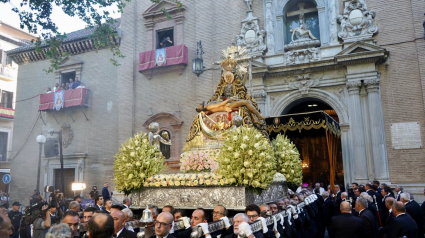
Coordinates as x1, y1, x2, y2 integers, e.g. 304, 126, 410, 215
2, 174, 10, 184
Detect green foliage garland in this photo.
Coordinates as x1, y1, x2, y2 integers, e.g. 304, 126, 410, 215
217, 127, 276, 190
113, 133, 166, 194
271, 134, 302, 185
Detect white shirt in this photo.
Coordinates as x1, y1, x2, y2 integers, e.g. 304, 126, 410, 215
116, 227, 124, 237
396, 213, 405, 218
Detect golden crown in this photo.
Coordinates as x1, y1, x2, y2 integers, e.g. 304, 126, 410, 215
221, 56, 237, 72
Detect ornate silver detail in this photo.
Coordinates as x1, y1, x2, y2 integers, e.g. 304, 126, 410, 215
286, 48, 320, 65
288, 74, 322, 95
250, 220, 263, 233
61, 123, 73, 148
337, 0, 378, 40
132, 183, 287, 210
236, 12, 267, 56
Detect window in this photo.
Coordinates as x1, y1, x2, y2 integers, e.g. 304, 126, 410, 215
159, 129, 171, 160
61, 72, 76, 87
1, 91, 13, 109
285, 12, 320, 44
156, 28, 174, 49
0, 132, 8, 161
0, 50, 12, 66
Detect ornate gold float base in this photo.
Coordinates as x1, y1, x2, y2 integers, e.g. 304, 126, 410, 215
130, 182, 287, 210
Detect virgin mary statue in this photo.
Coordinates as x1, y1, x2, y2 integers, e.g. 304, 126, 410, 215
183, 47, 269, 151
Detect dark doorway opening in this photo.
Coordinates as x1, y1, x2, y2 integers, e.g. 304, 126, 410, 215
279, 98, 344, 190
55, 168, 75, 199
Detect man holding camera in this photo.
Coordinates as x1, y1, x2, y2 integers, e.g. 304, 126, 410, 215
33, 204, 51, 238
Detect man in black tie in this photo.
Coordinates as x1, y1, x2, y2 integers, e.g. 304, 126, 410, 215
95, 195, 105, 211
387, 201, 418, 238
122, 197, 131, 209
394, 185, 403, 201
400, 193, 424, 238
379, 197, 396, 237
150, 212, 176, 238
111, 210, 136, 238
355, 197, 377, 238
323, 191, 333, 230
329, 201, 365, 238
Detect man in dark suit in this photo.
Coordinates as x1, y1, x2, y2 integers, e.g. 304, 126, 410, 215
88, 213, 115, 238
176, 208, 210, 238
95, 195, 106, 212
149, 212, 176, 238
224, 213, 256, 238
111, 210, 137, 238
394, 185, 403, 201
379, 197, 396, 237
355, 197, 377, 238
387, 201, 418, 238
401, 193, 424, 238
332, 185, 342, 216
122, 197, 131, 209
323, 191, 333, 230
329, 201, 365, 238
102, 182, 111, 201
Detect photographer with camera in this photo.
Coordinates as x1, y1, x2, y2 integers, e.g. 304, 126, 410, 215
89, 186, 98, 199
30, 191, 45, 206
32, 204, 51, 238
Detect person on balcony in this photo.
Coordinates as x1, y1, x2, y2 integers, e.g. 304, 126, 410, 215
61, 83, 66, 90
47, 87, 52, 93
69, 78, 74, 89
72, 77, 81, 89
52, 83, 59, 92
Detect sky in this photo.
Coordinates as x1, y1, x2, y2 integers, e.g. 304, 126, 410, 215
0, 0, 121, 36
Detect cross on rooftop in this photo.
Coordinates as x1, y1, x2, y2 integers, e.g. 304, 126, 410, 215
287, 2, 317, 18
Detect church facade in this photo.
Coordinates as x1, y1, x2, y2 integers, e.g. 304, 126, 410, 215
6, 0, 425, 203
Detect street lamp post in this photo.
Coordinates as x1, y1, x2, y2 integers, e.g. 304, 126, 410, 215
36, 134, 46, 192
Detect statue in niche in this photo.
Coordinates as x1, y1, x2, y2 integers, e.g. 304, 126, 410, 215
290, 14, 318, 42
245, 0, 253, 11
148, 122, 172, 151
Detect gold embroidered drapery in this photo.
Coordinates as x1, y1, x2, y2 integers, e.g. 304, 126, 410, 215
266, 111, 341, 192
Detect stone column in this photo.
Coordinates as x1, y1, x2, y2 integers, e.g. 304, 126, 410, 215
317, 5, 329, 46
346, 81, 369, 182
340, 124, 353, 186
265, 0, 275, 55
365, 79, 391, 182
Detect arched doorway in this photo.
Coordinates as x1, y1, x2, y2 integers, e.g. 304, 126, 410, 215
278, 98, 344, 190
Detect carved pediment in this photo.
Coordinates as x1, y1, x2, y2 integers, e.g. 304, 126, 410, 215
143, 0, 185, 18
336, 41, 385, 56
58, 56, 83, 67
336, 41, 389, 64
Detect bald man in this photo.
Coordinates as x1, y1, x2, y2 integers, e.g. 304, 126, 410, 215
88, 213, 114, 238
111, 210, 136, 238
150, 212, 176, 238
387, 201, 418, 238
329, 201, 365, 238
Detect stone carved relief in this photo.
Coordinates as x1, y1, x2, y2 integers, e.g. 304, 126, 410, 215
337, 0, 378, 40
235, 12, 267, 56
286, 48, 320, 65
61, 123, 74, 148
77, 159, 84, 173
327, 0, 338, 43
265, 0, 275, 54
328, 86, 348, 108
288, 73, 323, 95
252, 90, 267, 99
132, 183, 286, 209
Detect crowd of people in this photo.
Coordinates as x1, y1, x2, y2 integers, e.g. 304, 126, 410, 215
0, 181, 423, 238
46, 77, 85, 93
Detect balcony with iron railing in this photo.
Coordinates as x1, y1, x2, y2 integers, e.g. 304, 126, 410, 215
0, 64, 17, 81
